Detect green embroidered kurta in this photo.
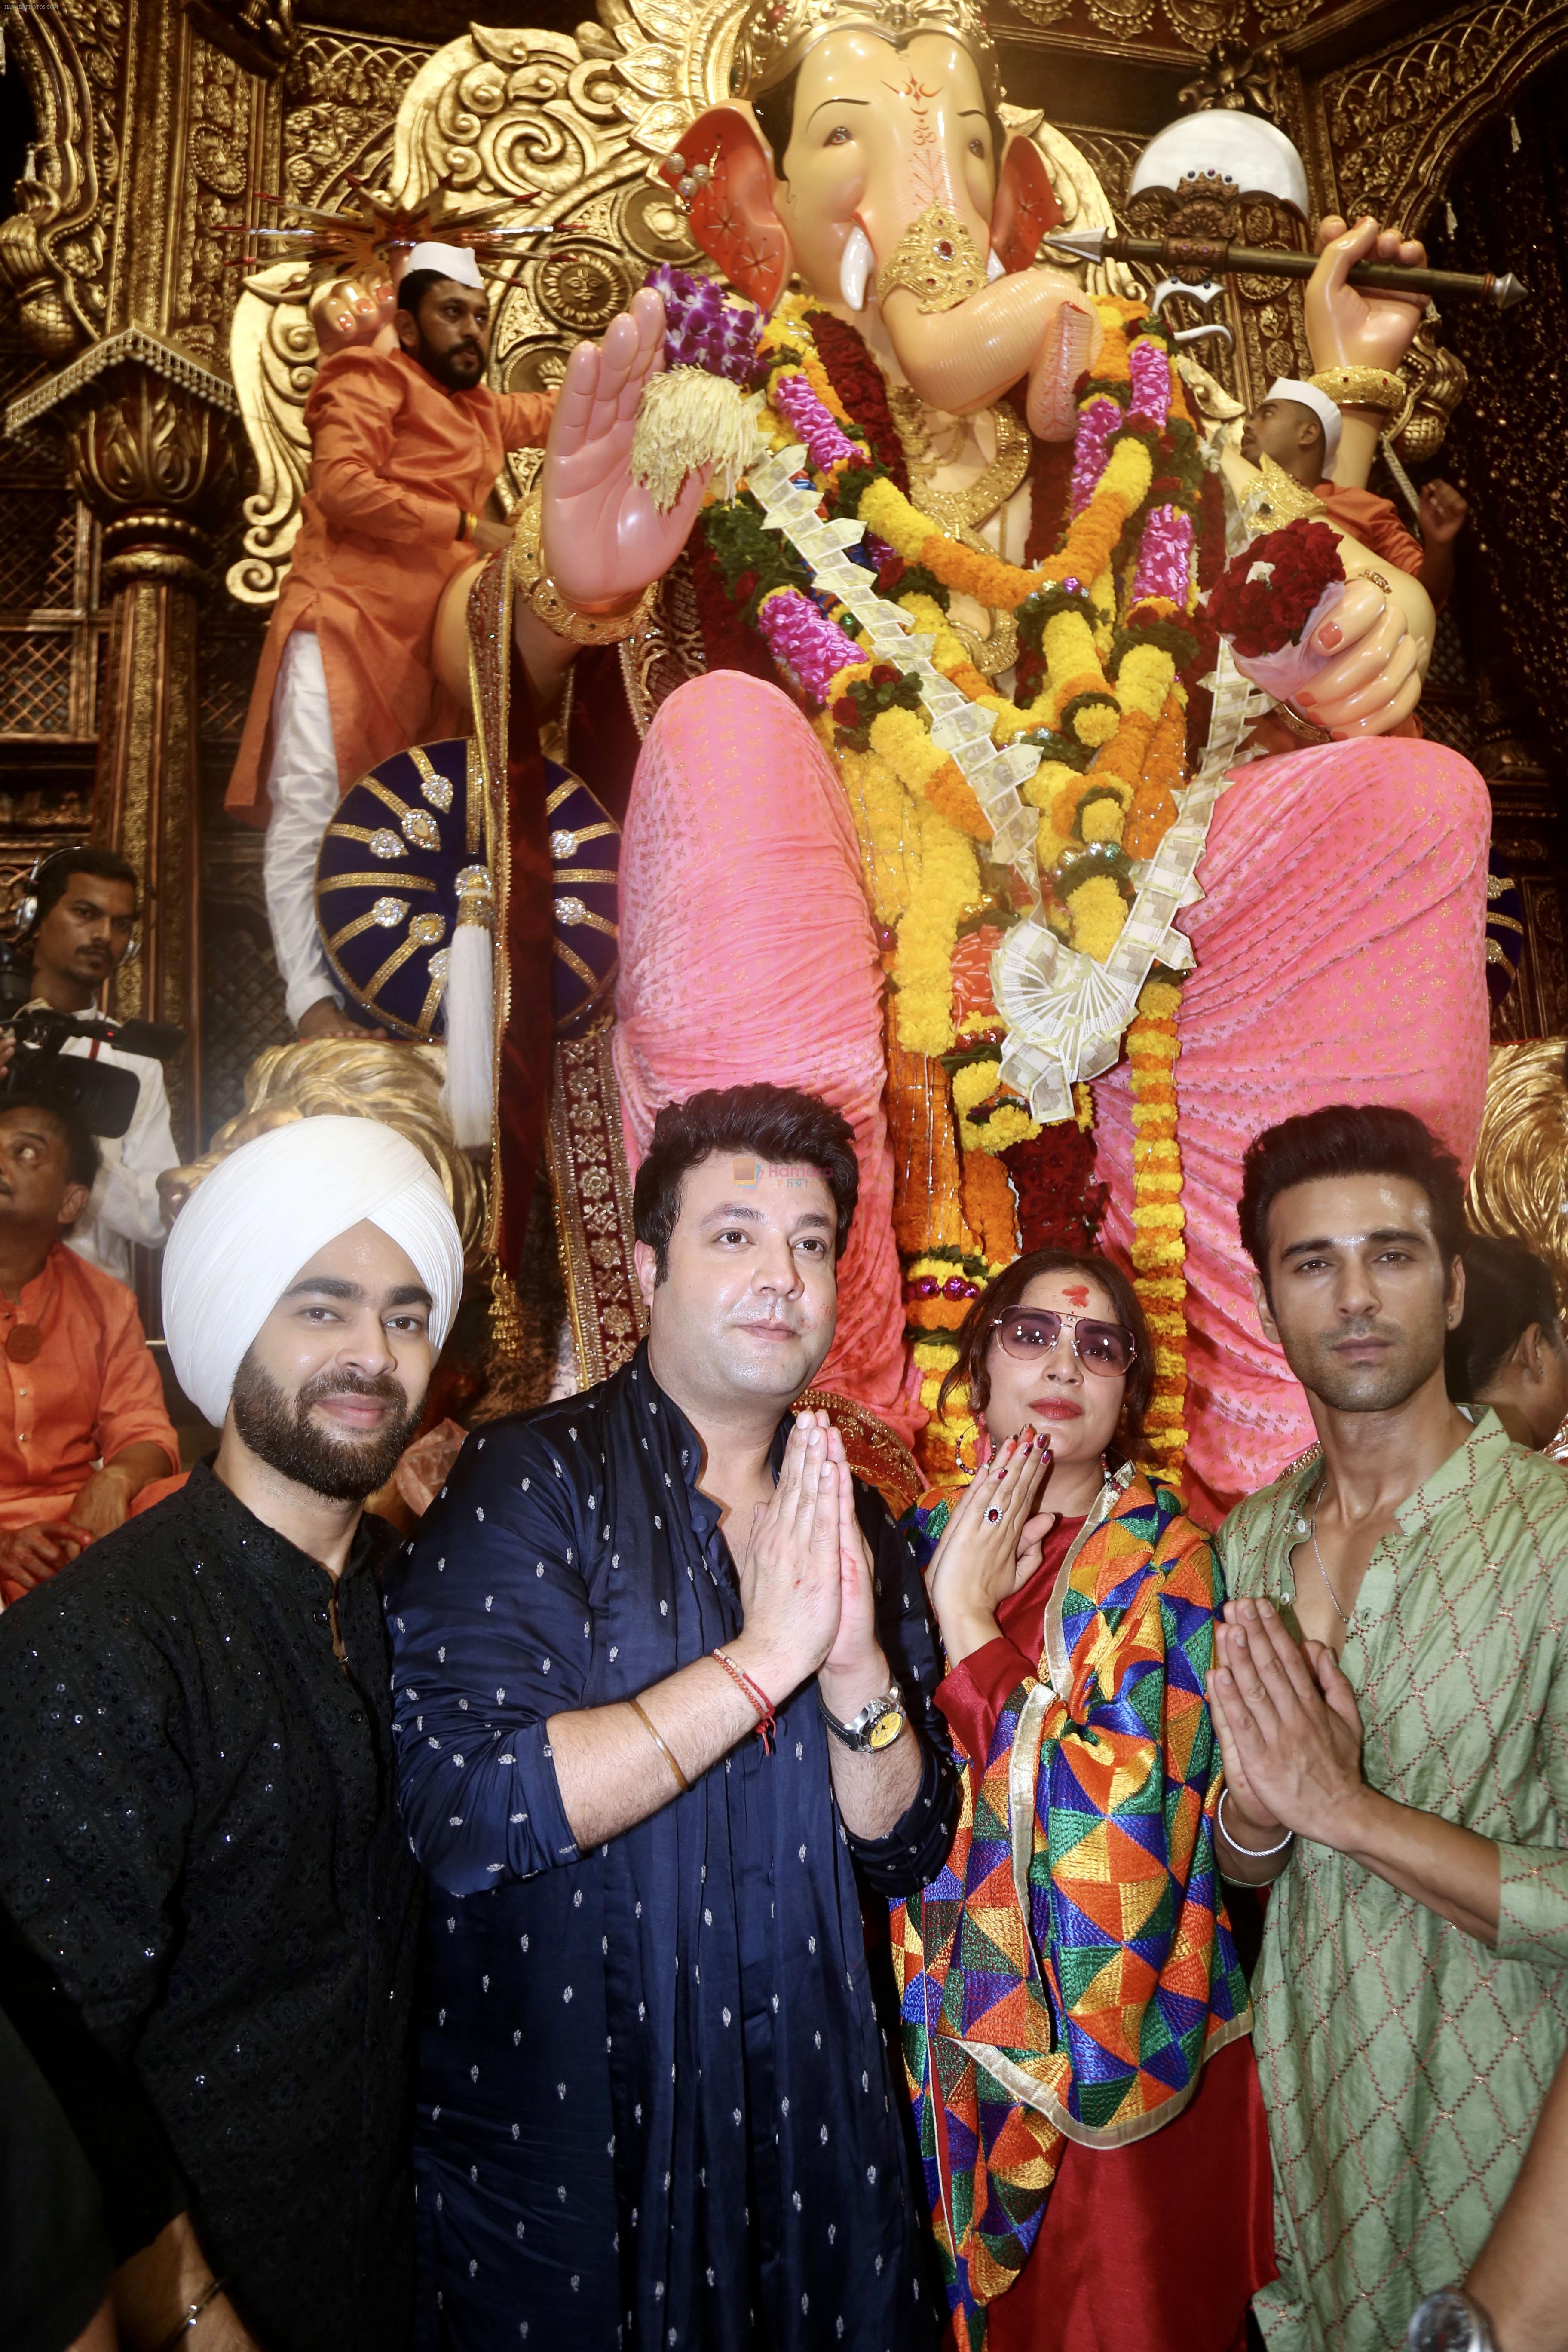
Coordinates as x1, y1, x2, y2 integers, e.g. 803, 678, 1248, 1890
1217, 1412, 1568, 2352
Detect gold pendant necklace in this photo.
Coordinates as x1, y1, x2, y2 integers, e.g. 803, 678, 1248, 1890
886, 387, 1030, 678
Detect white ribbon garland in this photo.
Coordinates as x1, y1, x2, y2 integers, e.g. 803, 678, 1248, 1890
748, 444, 1041, 875
992, 643, 1270, 1123
744, 444, 1272, 1125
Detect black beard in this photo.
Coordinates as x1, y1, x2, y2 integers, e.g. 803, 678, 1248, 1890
414, 329, 484, 391
231, 1351, 423, 1503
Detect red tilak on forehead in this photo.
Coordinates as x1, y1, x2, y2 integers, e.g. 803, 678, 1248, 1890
1063, 1284, 1091, 1306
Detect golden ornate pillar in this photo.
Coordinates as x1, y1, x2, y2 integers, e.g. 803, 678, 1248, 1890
5, 336, 242, 1148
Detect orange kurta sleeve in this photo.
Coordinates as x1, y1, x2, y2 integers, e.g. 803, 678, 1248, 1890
93, 1277, 180, 1477
495, 389, 558, 451
306, 352, 465, 548
1317, 481, 1445, 604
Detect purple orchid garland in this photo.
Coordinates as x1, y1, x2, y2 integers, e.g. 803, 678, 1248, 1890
644, 264, 763, 386
756, 588, 862, 704
1131, 505, 1195, 608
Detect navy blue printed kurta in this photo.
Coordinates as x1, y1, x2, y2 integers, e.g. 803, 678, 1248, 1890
385, 1346, 958, 2350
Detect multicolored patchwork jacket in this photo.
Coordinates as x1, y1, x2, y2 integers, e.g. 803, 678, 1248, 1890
893, 1465, 1252, 2349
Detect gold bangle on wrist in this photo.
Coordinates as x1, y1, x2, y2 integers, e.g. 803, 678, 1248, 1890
628, 1694, 690, 1793
509, 485, 658, 646
1306, 364, 1404, 416
529, 573, 658, 646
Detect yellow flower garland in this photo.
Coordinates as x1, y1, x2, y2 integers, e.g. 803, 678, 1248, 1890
891, 799, 979, 1056
737, 298, 1203, 1480
1127, 974, 1189, 1480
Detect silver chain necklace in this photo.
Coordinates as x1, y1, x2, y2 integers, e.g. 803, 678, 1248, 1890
1300, 1468, 1351, 1627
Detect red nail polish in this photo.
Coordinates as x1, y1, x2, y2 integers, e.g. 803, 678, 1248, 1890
1318, 622, 1342, 649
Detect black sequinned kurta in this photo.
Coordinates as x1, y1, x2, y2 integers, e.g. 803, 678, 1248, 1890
0, 1461, 421, 2352
385, 1346, 959, 2351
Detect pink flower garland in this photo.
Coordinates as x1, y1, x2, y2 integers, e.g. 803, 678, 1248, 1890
770, 371, 867, 472
1131, 504, 1195, 608
756, 588, 862, 704
1128, 336, 1173, 429
1069, 396, 1123, 517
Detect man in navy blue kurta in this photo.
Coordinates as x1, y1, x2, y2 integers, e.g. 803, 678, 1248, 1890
386, 1086, 958, 2349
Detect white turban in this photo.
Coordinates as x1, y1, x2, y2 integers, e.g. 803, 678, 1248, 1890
402, 241, 484, 290
162, 1117, 465, 1427
1264, 377, 1342, 473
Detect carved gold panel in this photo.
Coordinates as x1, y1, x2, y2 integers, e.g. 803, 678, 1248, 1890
229, 9, 1121, 600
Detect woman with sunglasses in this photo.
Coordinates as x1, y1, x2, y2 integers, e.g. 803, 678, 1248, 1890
894, 1249, 1274, 2352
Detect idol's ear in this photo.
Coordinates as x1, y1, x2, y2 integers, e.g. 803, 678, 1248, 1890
658, 106, 792, 316
988, 132, 1064, 275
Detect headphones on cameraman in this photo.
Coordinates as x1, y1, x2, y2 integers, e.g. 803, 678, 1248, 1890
12, 847, 142, 967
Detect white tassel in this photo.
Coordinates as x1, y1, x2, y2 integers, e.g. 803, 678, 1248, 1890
440, 888, 495, 1151
628, 367, 763, 513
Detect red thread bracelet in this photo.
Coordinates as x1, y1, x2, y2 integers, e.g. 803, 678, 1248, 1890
711, 1648, 777, 1753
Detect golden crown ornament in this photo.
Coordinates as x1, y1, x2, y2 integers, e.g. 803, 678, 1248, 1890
729, 0, 1000, 101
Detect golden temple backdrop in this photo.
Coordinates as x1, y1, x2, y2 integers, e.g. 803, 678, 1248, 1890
0, 0, 1565, 1193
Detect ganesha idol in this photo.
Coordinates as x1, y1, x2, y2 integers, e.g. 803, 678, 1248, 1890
409, 0, 1488, 1521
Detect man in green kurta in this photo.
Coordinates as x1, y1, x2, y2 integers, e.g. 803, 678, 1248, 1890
1204, 1102, 1568, 2352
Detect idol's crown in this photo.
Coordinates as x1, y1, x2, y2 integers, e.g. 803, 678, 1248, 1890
729, 0, 999, 102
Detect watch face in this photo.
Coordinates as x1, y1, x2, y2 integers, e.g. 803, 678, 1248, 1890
867, 1707, 904, 1751
1410, 2291, 1482, 2352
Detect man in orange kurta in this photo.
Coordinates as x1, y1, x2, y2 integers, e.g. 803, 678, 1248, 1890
227, 242, 555, 1036
0, 1096, 178, 1605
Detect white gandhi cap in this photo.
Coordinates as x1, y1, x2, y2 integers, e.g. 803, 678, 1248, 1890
1263, 377, 1342, 474
401, 241, 484, 290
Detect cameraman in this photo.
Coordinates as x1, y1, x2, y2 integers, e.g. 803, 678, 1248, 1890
7, 850, 177, 1284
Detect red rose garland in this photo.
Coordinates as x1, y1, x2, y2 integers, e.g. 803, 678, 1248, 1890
1204, 518, 1345, 661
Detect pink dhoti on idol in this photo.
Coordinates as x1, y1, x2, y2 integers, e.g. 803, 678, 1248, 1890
613, 672, 920, 1444
612, 675, 1489, 1517
1093, 736, 1490, 1523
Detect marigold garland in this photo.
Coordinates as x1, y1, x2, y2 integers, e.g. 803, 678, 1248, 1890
961, 1147, 1019, 1265
658, 271, 1212, 1483
1126, 973, 1189, 1480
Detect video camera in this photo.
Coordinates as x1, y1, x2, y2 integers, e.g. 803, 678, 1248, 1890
0, 1005, 183, 1139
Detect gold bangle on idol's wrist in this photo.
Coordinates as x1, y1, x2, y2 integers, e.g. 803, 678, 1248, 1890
509, 486, 657, 646
1306, 364, 1404, 416
529, 573, 657, 646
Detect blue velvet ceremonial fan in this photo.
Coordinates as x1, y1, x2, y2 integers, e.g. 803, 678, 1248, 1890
314, 737, 620, 1040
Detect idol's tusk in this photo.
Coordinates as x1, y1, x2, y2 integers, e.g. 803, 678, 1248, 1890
839, 224, 875, 312
987, 246, 1005, 281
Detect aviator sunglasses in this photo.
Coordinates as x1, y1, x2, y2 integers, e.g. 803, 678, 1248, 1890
989, 1307, 1136, 1378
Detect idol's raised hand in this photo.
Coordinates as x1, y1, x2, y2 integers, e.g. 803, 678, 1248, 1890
540, 288, 711, 611
1306, 214, 1431, 376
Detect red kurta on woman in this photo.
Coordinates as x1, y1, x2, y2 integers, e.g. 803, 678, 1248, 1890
226, 348, 554, 821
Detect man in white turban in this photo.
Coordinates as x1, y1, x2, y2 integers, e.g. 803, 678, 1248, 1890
0, 1115, 464, 2352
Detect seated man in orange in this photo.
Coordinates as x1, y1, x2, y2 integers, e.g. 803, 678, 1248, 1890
1240, 371, 1468, 606
0, 1094, 177, 1605
226, 241, 556, 1040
